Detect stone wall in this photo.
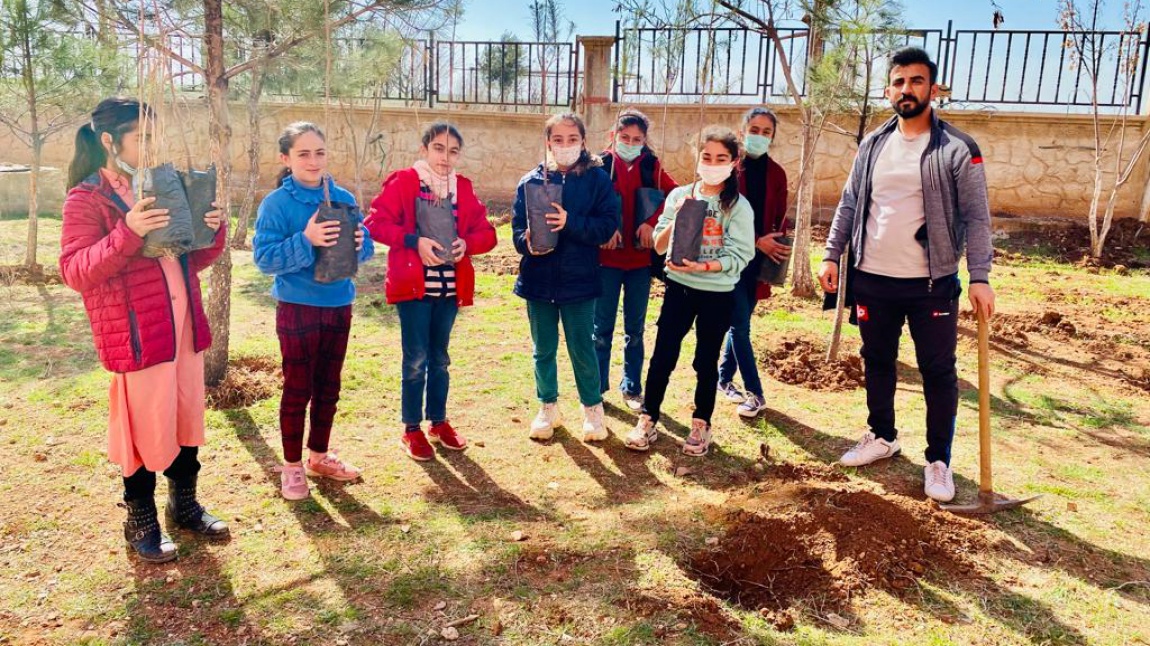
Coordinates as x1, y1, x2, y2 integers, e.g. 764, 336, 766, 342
2, 100, 1148, 221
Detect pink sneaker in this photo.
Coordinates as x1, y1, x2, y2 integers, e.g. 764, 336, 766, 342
280, 463, 310, 500
306, 450, 363, 481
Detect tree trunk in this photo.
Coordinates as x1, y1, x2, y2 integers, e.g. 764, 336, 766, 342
203, 0, 234, 387
790, 121, 820, 297
1088, 158, 1104, 258
232, 60, 267, 249
826, 247, 849, 362
20, 10, 39, 270
25, 139, 41, 270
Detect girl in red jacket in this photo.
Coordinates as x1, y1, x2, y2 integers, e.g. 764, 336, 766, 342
366, 122, 497, 462
717, 107, 791, 417
59, 97, 229, 564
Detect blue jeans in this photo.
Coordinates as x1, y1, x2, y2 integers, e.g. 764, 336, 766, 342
397, 297, 459, 425
717, 270, 764, 398
593, 266, 651, 396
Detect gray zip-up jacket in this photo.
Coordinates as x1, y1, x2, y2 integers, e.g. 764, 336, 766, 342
824, 111, 993, 285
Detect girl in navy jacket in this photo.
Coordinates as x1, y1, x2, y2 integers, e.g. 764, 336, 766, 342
512, 112, 619, 443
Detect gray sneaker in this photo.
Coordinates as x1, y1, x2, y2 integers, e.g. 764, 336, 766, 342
621, 391, 644, 412
717, 381, 746, 403
737, 393, 767, 417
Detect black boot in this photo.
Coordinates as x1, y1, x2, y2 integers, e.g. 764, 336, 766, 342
123, 498, 178, 563
166, 474, 229, 537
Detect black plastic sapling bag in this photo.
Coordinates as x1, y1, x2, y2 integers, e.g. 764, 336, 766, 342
416, 196, 457, 265
139, 163, 194, 258
525, 181, 563, 253
180, 165, 219, 252
669, 198, 707, 266
313, 201, 359, 284
758, 235, 792, 286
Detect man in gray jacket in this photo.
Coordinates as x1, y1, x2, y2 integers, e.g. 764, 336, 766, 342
819, 46, 995, 502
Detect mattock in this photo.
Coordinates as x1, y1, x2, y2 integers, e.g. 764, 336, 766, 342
942, 310, 1040, 515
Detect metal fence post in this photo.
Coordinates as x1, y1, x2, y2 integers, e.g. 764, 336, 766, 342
612, 20, 621, 104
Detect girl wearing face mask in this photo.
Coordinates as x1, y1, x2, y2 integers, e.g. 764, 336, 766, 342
624, 126, 755, 457
594, 109, 680, 412
366, 122, 497, 462
512, 112, 620, 443
60, 97, 229, 563
717, 107, 791, 418
253, 122, 375, 500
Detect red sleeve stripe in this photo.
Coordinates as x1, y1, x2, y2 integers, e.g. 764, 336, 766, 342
971, 156, 984, 164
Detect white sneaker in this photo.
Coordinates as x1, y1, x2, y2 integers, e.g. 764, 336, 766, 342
621, 392, 644, 412
530, 403, 562, 440
737, 393, 767, 418
582, 403, 609, 442
624, 414, 658, 452
924, 461, 956, 502
717, 381, 746, 403
839, 432, 901, 467
682, 419, 713, 457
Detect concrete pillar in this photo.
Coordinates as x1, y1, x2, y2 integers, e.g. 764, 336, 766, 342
578, 35, 616, 135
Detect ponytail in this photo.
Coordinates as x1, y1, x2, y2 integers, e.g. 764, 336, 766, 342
67, 97, 152, 190
276, 167, 292, 187
67, 124, 106, 190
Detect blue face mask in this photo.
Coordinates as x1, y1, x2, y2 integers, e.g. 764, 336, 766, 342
744, 134, 772, 159
614, 141, 644, 163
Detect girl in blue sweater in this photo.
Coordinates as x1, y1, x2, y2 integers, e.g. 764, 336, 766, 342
253, 122, 375, 500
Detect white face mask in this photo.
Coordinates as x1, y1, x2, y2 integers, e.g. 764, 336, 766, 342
696, 161, 733, 186
550, 144, 583, 168
112, 146, 138, 177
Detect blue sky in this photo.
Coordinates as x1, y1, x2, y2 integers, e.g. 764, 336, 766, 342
448, 1, 1135, 41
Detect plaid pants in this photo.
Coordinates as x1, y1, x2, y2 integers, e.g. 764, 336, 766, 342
276, 302, 352, 463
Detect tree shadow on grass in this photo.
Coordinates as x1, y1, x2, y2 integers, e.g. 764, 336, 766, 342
765, 407, 1150, 610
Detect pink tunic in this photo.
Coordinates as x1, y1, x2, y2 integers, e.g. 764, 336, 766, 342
102, 169, 206, 476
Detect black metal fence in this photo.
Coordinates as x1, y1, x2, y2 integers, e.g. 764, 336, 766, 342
613, 20, 1150, 112
144, 33, 579, 110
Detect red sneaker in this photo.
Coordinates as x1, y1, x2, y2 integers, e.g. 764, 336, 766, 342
401, 429, 435, 462
428, 421, 468, 451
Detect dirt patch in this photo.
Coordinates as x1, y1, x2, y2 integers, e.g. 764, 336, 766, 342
471, 253, 520, 276
995, 217, 1148, 268
0, 264, 62, 286
685, 467, 991, 627
205, 355, 281, 410
761, 339, 865, 391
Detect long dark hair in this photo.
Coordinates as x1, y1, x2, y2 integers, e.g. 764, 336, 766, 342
699, 125, 742, 213
68, 97, 152, 189
543, 112, 602, 175
276, 121, 326, 186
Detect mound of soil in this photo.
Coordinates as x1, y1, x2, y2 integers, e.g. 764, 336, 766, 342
0, 264, 62, 286
206, 355, 281, 410
686, 468, 990, 628
967, 310, 1081, 347
762, 339, 865, 391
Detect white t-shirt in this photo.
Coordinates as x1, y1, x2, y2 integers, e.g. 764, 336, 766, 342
858, 129, 931, 278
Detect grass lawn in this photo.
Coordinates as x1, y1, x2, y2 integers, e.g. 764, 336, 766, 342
1, 215, 1148, 645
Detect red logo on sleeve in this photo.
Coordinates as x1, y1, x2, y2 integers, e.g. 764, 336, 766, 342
856, 305, 869, 321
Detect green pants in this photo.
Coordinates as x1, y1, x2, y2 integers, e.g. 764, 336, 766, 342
526, 299, 602, 407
